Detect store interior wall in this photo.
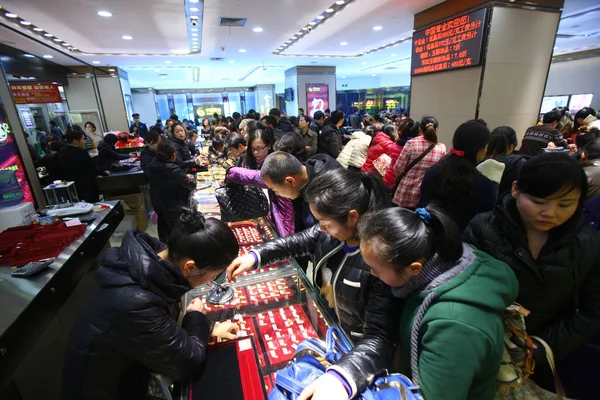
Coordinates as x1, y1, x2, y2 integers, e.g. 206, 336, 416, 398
131, 91, 159, 126
96, 76, 129, 131
545, 57, 600, 110
410, 67, 482, 147
478, 7, 560, 141
64, 77, 103, 129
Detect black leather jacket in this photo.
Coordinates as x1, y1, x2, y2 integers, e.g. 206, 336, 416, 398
254, 225, 400, 345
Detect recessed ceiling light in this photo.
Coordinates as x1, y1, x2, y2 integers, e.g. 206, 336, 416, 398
391, 53, 397, 56
336, 0, 345, 3
97, 11, 112, 17
54, 38, 62, 42
361, 62, 367, 65
122, 35, 133, 40
192, 38, 198, 41
165, 60, 172, 64
340, 41, 348, 46
191, 28, 198, 31
373, 26, 383, 31
191, 33, 198, 37
20, 21, 32, 26
33, 27, 44, 31
309, 21, 317, 25
44, 33, 53, 37
62, 43, 70, 46
43, 55, 53, 59
253, 27, 263, 32
372, 74, 376, 76
92, 61, 100, 64
326, 8, 334, 13
190, 7, 199, 12
190, 0, 199, 2
317, 15, 325, 19
24, 54, 35, 58
5, 13, 18, 18
239, 49, 247, 53
229, 60, 235, 63
108, 68, 116, 72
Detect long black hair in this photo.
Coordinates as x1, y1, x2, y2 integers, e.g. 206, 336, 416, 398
397, 118, 419, 147
358, 203, 463, 270
486, 126, 518, 159
420, 115, 439, 144
435, 121, 490, 200
516, 153, 588, 207
168, 209, 238, 273
304, 169, 390, 224
245, 127, 275, 170
225, 132, 247, 150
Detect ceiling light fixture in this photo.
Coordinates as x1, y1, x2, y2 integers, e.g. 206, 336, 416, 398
43, 55, 53, 59
391, 53, 397, 56
239, 49, 247, 53
33, 27, 43, 31
97, 11, 112, 17
253, 27, 263, 32
92, 61, 100, 64
191, 28, 198, 31
192, 38, 198, 41
5, 13, 18, 18
54, 38, 62, 42
191, 33, 198, 36
317, 15, 325, 19
190, 7, 199, 12
108, 68, 116, 72
122, 35, 133, 40
336, 0, 346, 4
229, 60, 235, 63
373, 26, 383, 31
24, 54, 35, 58
20, 21, 32, 25
340, 41, 348, 46
326, 8, 335, 13
372, 74, 376, 76
342, 76, 346, 78
44, 33, 53, 37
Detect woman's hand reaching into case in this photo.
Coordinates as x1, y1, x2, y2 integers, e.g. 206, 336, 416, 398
226, 254, 256, 282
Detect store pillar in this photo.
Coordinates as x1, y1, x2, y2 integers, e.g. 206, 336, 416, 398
409, 0, 563, 146
284, 66, 336, 118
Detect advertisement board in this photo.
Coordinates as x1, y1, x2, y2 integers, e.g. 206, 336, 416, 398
306, 84, 329, 118
10, 83, 62, 104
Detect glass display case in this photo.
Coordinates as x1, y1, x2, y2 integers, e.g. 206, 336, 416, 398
175, 218, 350, 400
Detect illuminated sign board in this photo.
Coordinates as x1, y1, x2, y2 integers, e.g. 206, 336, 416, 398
306, 84, 329, 118
411, 8, 488, 76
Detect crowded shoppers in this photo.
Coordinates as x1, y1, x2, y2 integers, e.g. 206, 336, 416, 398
464, 153, 600, 399
146, 141, 197, 242
310, 111, 326, 135
392, 116, 446, 208
57, 129, 108, 203
519, 109, 568, 156
318, 110, 345, 159
383, 118, 419, 189
171, 122, 206, 172
97, 133, 133, 172
419, 121, 497, 231
360, 124, 397, 174
62, 209, 240, 400
298, 205, 518, 400
296, 115, 318, 156
228, 168, 400, 342
485, 126, 526, 195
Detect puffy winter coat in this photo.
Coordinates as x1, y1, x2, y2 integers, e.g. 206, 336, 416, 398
464, 194, 600, 360
382, 143, 404, 188
146, 154, 196, 232
226, 167, 295, 237
171, 137, 203, 172
582, 159, 600, 200
253, 224, 401, 342
140, 146, 157, 172
361, 132, 395, 174
317, 123, 344, 159
494, 154, 526, 195
336, 131, 371, 169
98, 141, 129, 171
62, 230, 211, 400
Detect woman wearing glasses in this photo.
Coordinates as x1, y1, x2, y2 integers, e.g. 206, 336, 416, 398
225, 123, 295, 236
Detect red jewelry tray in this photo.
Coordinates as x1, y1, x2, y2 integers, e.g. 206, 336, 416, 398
230, 223, 264, 246
245, 279, 295, 305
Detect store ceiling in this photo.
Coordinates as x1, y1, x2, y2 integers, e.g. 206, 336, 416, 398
0, 0, 598, 90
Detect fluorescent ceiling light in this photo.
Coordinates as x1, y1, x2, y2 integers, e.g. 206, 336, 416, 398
340, 41, 348, 46
326, 8, 334, 13
309, 21, 317, 25
92, 61, 100, 64
24, 54, 35, 58
43, 55, 53, 59
122, 35, 133, 40
33, 27, 43, 31
20, 21, 32, 25
239, 49, 247, 53
191, 33, 198, 36
190, 7, 199, 12
336, 0, 345, 4
373, 26, 383, 31
191, 28, 198, 31
54, 38, 62, 42
97, 11, 112, 17
5, 13, 18, 18
317, 15, 325, 19
253, 27, 263, 32
44, 33, 54, 37
190, 0, 199, 3
108, 68, 116, 72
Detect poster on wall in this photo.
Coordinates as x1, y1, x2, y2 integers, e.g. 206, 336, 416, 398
10, 83, 62, 105
19, 109, 34, 127
0, 106, 35, 206
306, 84, 329, 118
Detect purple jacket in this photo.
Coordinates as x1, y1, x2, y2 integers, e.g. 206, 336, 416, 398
226, 167, 295, 237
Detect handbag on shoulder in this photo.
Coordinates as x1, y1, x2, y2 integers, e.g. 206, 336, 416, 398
215, 183, 269, 222
269, 327, 423, 400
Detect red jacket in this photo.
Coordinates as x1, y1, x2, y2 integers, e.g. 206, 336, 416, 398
360, 133, 394, 173
382, 143, 404, 188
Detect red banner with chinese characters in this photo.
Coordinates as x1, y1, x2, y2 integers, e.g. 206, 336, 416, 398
10, 83, 62, 105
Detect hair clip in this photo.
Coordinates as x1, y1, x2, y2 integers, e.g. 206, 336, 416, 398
450, 148, 465, 157
415, 208, 432, 225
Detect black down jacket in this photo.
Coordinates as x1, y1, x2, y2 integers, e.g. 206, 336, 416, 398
254, 224, 400, 345
317, 123, 344, 159
146, 154, 196, 231
62, 230, 211, 400
464, 194, 600, 360
171, 137, 206, 172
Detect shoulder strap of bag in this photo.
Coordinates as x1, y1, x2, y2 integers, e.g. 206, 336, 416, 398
392, 143, 436, 195
531, 336, 567, 400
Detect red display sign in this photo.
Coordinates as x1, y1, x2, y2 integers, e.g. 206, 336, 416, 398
411, 8, 488, 76
10, 83, 62, 104
306, 84, 329, 119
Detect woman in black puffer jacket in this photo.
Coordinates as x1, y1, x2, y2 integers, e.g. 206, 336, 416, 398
62, 210, 239, 400
464, 153, 600, 399
171, 122, 207, 173
228, 168, 400, 349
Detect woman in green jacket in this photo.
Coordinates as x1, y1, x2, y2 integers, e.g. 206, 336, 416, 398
299, 205, 519, 400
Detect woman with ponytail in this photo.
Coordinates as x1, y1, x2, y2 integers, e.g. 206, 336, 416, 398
419, 120, 497, 231
298, 205, 518, 400
383, 118, 420, 188
228, 168, 400, 345
63, 210, 240, 400
392, 116, 446, 208
485, 126, 526, 195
